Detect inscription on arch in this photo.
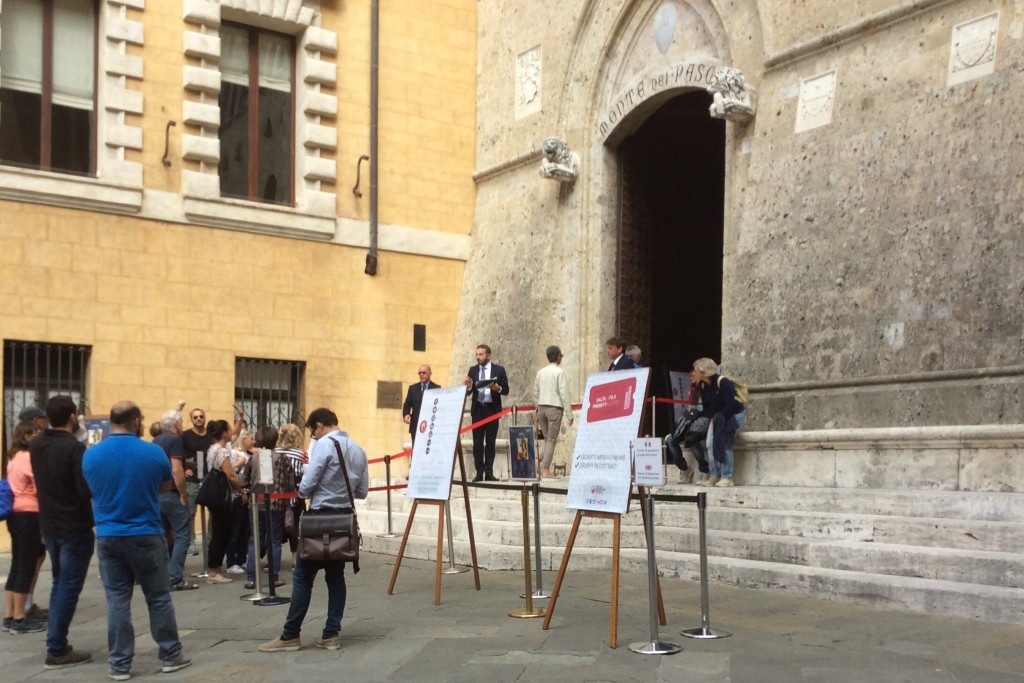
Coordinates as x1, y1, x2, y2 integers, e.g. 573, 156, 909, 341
598, 60, 750, 141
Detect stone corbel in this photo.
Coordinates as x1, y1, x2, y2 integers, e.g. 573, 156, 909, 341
708, 66, 757, 123
539, 136, 580, 183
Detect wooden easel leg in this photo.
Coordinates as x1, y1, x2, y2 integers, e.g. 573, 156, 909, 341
541, 509, 583, 631
457, 441, 481, 590
639, 487, 667, 626
435, 501, 445, 605
610, 513, 621, 649
387, 499, 419, 595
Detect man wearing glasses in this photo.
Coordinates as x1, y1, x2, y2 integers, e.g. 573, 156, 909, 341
180, 407, 212, 555
402, 365, 440, 449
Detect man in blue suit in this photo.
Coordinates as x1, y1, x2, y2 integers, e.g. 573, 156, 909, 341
463, 345, 510, 481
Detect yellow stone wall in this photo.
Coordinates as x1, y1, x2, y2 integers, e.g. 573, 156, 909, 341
0, 0, 477, 541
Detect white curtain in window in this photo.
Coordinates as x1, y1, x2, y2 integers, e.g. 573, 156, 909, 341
221, 24, 249, 86
52, 0, 96, 109
258, 33, 291, 93
0, 0, 44, 94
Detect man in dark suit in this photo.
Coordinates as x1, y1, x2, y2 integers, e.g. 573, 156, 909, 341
463, 344, 510, 482
402, 364, 440, 448
605, 337, 634, 371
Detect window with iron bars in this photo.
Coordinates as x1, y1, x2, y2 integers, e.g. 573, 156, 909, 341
235, 357, 305, 431
3, 340, 90, 471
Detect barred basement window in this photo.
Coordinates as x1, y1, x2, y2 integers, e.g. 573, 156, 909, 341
234, 357, 305, 430
3, 339, 90, 464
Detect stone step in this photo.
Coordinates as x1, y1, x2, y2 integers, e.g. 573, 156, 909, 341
364, 533, 1024, 625
357, 509, 1024, 588
359, 495, 1024, 552
367, 480, 1024, 522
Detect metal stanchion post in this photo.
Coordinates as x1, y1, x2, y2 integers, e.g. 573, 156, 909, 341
255, 491, 289, 606
629, 493, 683, 655
192, 507, 210, 579
509, 486, 544, 618
240, 491, 268, 601
521, 482, 548, 600
680, 492, 731, 639
380, 454, 397, 538
442, 501, 469, 574
650, 397, 657, 439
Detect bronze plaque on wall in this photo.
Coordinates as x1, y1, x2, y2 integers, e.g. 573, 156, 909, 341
377, 381, 403, 409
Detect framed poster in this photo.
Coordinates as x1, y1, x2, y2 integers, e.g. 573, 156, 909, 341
83, 416, 110, 446
508, 425, 538, 481
406, 386, 468, 500
565, 367, 650, 514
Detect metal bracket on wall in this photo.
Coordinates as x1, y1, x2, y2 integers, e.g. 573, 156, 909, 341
353, 154, 370, 197
162, 121, 177, 167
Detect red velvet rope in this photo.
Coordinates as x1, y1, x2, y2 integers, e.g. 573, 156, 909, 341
366, 406, 513, 465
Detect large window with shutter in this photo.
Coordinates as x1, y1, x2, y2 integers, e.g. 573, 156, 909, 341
0, 0, 96, 175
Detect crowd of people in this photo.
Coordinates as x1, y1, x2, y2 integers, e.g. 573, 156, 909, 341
2, 397, 367, 677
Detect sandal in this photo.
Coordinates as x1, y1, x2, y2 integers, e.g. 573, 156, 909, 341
171, 581, 200, 591
206, 574, 233, 585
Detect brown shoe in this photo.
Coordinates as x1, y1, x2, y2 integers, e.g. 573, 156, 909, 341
314, 635, 341, 651
259, 636, 301, 652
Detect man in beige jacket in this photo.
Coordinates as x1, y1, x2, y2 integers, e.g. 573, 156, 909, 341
534, 346, 574, 478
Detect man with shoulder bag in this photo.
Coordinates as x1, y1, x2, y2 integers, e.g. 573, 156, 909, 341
259, 407, 368, 653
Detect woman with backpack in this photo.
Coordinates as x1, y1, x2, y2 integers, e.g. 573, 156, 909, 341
692, 358, 748, 487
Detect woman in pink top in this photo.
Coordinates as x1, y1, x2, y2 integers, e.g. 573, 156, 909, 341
4, 420, 47, 634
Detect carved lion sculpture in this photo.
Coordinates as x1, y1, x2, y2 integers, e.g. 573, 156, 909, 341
539, 136, 580, 182
708, 66, 756, 123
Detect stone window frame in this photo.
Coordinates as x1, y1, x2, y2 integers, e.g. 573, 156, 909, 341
0, 0, 144, 214
181, 0, 338, 239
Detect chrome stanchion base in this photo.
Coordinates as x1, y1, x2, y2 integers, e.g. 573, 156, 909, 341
680, 626, 732, 639
254, 595, 290, 606
508, 607, 546, 619
628, 640, 684, 655
519, 590, 549, 600
442, 565, 470, 575
240, 591, 269, 602
378, 532, 398, 539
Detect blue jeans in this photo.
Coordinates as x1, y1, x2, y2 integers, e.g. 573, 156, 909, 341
709, 412, 745, 479
43, 531, 95, 656
159, 493, 190, 586
247, 510, 285, 582
281, 557, 347, 640
666, 435, 710, 473
97, 535, 182, 673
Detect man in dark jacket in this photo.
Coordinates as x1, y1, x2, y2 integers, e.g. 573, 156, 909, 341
402, 364, 440, 448
29, 395, 94, 670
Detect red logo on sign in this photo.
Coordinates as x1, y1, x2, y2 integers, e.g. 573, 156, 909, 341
418, 420, 428, 434
586, 378, 637, 423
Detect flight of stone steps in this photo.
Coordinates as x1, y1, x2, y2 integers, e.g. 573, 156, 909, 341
356, 476, 1024, 624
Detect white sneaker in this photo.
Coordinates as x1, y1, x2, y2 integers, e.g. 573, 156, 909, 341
226, 565, 245, 574
677, 469, 694, 484
701, 475, 718, 487
715, 477, 734, 487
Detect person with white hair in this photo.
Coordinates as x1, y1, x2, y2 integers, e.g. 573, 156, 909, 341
153, 410, 197, 591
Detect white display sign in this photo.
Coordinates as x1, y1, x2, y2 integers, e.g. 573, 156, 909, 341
565, 368, 650, 514
257, 448, 274, 486
406, 386, 467, 500
632, 438, 665, 487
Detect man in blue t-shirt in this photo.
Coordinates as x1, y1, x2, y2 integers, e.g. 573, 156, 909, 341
82, 401, 192, 679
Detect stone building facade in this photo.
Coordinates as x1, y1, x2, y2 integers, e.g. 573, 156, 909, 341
456, 0, 1023, 441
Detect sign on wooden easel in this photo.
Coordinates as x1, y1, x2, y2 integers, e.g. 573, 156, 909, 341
388, 386, 481, 604
544, 368, 650, 648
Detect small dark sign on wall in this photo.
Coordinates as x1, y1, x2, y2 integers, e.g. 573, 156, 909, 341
377, 381, 403, 409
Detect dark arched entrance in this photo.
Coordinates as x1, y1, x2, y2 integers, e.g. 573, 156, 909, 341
616, 90, 725, 433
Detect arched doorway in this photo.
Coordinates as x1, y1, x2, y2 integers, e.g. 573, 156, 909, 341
616, 90, 725, 432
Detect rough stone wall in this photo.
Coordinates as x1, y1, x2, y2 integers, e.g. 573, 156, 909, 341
458, 0, 1023, 428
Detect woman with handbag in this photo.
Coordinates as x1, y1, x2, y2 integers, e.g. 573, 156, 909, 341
202, 420, 248, 584
259, 407, 367, 653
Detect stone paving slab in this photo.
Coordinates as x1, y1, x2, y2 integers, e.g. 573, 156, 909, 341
2, 549, 1024, 682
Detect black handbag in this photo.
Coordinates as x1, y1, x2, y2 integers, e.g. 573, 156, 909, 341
297, 438, 361, 572
196, 467, 235, 510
